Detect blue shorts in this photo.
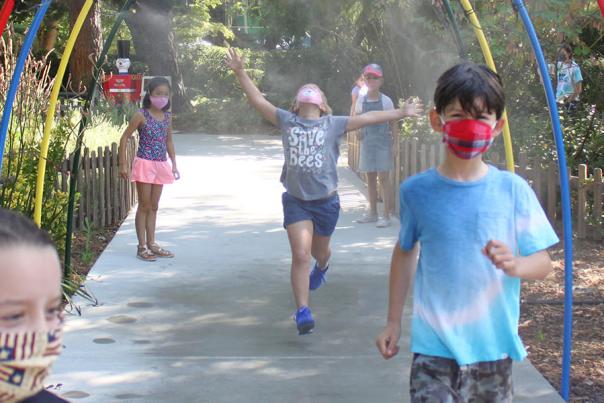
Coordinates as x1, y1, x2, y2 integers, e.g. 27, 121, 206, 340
282, 192, 340, 237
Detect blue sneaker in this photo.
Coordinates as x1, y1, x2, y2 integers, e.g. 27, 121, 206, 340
309, 262, 328, 290
295, 306, 315, 335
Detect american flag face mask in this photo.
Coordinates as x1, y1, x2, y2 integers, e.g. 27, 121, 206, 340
0, 327, 63, 402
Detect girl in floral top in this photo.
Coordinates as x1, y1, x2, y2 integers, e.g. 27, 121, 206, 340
119, 77, 179, 261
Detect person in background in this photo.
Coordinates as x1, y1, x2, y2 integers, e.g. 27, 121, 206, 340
552, 44, 583, 113
350, 74, 368, 116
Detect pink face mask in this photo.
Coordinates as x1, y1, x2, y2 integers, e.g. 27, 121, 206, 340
296, 87, 323, 107
150, 96, 169, 110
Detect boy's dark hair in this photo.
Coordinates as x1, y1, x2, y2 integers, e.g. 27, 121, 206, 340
559, 44, 573, 58
142, 76, 171, 111
0, 208, 53, 248
434, 62, 505, 120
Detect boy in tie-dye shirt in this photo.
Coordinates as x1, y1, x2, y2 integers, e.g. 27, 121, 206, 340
376, 62, 559, 402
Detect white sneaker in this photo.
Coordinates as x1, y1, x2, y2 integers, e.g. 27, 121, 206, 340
356, 213, 378, 223
376, 217, 391, 228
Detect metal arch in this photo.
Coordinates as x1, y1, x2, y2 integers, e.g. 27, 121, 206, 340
63, 0, 137, 276
0, 0, 15, 37
33, 0, 95, 225
0, 0, 53, 178
511, 0, 574, 400
457, 0, 516, 173
440, 0, 466, 59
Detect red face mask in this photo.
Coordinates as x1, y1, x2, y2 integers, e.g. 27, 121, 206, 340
441, 118, 495, 159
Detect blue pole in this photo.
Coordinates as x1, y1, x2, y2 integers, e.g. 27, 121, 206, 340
0, 0, 53, 176
511, 0, 574, 400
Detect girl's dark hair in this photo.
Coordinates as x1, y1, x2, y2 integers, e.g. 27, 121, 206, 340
0, 208, 54, 248
434, 62, 505, 119
142, 76, 171, 111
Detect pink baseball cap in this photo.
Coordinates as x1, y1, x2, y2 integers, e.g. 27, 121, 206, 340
363, 63, 383, 78
296, 87, 323, 106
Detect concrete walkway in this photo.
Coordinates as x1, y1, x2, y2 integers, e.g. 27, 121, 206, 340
49, 134, 563, 402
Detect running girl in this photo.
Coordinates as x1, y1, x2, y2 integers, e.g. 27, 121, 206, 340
226, 48, 423, 335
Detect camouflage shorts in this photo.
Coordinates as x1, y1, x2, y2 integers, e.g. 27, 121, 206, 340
409, 353, 513, 403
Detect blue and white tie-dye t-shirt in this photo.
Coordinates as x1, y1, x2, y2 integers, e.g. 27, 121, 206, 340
555, 61, 583, 102
398, 166, 559, 365
276, 109, 349, 201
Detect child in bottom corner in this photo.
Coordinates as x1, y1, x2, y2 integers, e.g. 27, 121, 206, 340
375, 62, 559, 402
0, 208, 67, 402
226, 48, 423, 335
119, 77, 180, 262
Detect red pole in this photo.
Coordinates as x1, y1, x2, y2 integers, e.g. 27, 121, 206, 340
0, 0, 15, 37
599, 0, 604, 19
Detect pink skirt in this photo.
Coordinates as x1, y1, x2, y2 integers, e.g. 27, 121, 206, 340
130, 157, 175, 185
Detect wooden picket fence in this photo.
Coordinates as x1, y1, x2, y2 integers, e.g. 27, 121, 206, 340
55, 139, 137, 230
347, 132, 604, 241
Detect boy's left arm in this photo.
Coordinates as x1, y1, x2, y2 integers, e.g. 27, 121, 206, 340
483, 239, 553, 280
572, 66, 583, 100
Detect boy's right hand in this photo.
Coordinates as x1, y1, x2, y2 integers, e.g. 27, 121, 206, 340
376, 322, 401, 359
399, 97, 424, 118
226, 48, 244, 72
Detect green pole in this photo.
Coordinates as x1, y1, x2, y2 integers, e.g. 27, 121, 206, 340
64, 0, 137, 277
441, 0, 466, 59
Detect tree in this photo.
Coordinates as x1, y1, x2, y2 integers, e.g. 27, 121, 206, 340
68, 0, 103, 91
117, 0, 192, 112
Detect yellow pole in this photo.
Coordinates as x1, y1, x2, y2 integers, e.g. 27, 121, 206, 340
34, 0, 94, 226
458, 0, 515, 173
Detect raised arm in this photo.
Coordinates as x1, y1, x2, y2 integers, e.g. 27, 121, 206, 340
347, 97, 423, 132
226, 48, 278, 126
350, 92, 359, 117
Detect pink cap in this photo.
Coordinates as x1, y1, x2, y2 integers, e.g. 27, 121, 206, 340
296, 87, 323, 106
363, 63, 383, 77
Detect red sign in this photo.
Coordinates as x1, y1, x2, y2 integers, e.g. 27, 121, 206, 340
103, 74, 143, 103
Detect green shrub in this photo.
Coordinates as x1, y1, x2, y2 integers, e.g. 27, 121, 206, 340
174, 96, 275, 134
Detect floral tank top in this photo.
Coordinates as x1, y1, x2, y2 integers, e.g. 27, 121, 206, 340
137, 108, 170, 161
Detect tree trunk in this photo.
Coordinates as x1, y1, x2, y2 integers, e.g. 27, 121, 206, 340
125, 1, 191, 113
41, 19, 60, 52
69, 0, 103, 92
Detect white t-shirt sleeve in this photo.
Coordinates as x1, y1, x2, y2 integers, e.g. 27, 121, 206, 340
355, 96, 363, 114
381, 94, 395, 111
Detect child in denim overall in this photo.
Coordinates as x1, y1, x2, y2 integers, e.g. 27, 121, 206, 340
355, 63, 397, 228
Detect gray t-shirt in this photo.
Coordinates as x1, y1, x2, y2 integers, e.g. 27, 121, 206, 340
276, 108, 349, 200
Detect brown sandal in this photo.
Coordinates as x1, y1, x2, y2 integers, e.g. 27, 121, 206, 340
148, 243, 174, 258
137, 245, 157, 261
